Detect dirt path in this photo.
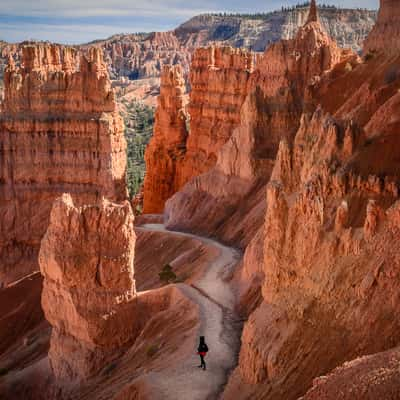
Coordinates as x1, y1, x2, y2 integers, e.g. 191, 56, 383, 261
136, 224, 242, 400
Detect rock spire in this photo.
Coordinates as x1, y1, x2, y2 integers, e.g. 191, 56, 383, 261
306, 0, 319, 24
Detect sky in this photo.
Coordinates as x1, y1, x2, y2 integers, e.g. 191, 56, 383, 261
0, 0, 379, 45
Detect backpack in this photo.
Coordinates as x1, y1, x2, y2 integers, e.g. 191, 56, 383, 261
200, 343, 208, 352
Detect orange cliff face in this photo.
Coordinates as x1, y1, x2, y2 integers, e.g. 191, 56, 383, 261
37, 194, 199, 395
183, 46, 253, 180
143, 46, 252, 213
39, 194, 136, 382
87, 30, 191, 80
143, 65, 188, 214
222, 1, 400, 399
364, 0, 400, 55
164, 1, 347, 245
0, 44, 127, 285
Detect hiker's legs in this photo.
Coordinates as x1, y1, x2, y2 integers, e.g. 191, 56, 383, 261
200, 355, 206, 370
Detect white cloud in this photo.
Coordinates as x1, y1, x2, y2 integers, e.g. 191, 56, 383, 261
0, 0, 379, 18
0, 0, 379, 43
1, 0, 208, 18
0, 22, 152, 44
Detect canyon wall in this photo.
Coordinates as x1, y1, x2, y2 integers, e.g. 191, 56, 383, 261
164, 1, 348, 246
39, 194, 136, 381
85, 6, 376, 82
223, 0, 400, 398
86, 32, 191, 80
364, 0, 400, 55
143, 65, 188, 214
0, 44, 127, 285
182, 46, 253, 182
143, 46, 252, 213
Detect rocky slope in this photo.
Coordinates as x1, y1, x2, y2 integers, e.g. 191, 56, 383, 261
302, 347, 400, 399
0, 44, 127, 285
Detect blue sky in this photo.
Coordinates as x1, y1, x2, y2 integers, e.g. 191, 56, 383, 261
0, 0, 379, 44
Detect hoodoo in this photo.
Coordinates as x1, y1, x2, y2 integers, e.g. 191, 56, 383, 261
164, 0, 346, 244
143, 46, 253, 212
182, 46, 253, 181
0, 44, 127, 284
39, 194, 136, 381
222, 0, 400, 399
307, 0, 318, 24
364, 0, 400, 54
143, 65, 188, 214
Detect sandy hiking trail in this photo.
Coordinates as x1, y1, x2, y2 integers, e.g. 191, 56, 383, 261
136, 223, 242, 400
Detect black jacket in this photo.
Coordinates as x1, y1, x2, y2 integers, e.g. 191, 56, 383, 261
198, 343, 208, 353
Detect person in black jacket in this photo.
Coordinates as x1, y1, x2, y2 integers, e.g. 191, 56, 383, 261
197, 336, 209, 370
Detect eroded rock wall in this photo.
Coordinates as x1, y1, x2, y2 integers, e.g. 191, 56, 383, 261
0, 44, 127, 284
39, 194, 136, 381
165, 2, 347, 246
182, 46, 253, 181
143, 46, 252, 213
364, 0, 400, 55
224, 1, 400, 397
302, 347, 400, 399
143, 65, 188, 213
84, 6, 376, 82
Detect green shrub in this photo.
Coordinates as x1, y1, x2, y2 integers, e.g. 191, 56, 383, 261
103, 362, 118, 375
159, 264, 177, 284
122, 101, 155, 197
146, 344, 158, 358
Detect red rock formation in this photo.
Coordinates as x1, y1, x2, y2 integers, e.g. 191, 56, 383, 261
165, 2, 346, 245
144, 46, 252, 213
39, 194, 136, 381
86, 31, 191, 80
0, 44, 127, 285
303, 347, 400, 399
38, 194, 199, 388
84, 7, 376, 83
143, 65, 188, 214
364, 0, 400, 55
182, 46, 253, 180
222, 2, 400, 397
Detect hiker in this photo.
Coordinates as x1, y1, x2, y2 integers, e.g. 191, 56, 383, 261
197, 336, 209, 370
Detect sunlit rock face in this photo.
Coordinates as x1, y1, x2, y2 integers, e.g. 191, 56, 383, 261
143, 64, 188, 214
181, 46, 253, 181
0, 44, 127, 285
39, 194, 136, 382
364, 0, 400, 55
223, 2, 400, 399
143, 46, 252, 213
302, 347, 400, 400
164, 1, 347, 246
